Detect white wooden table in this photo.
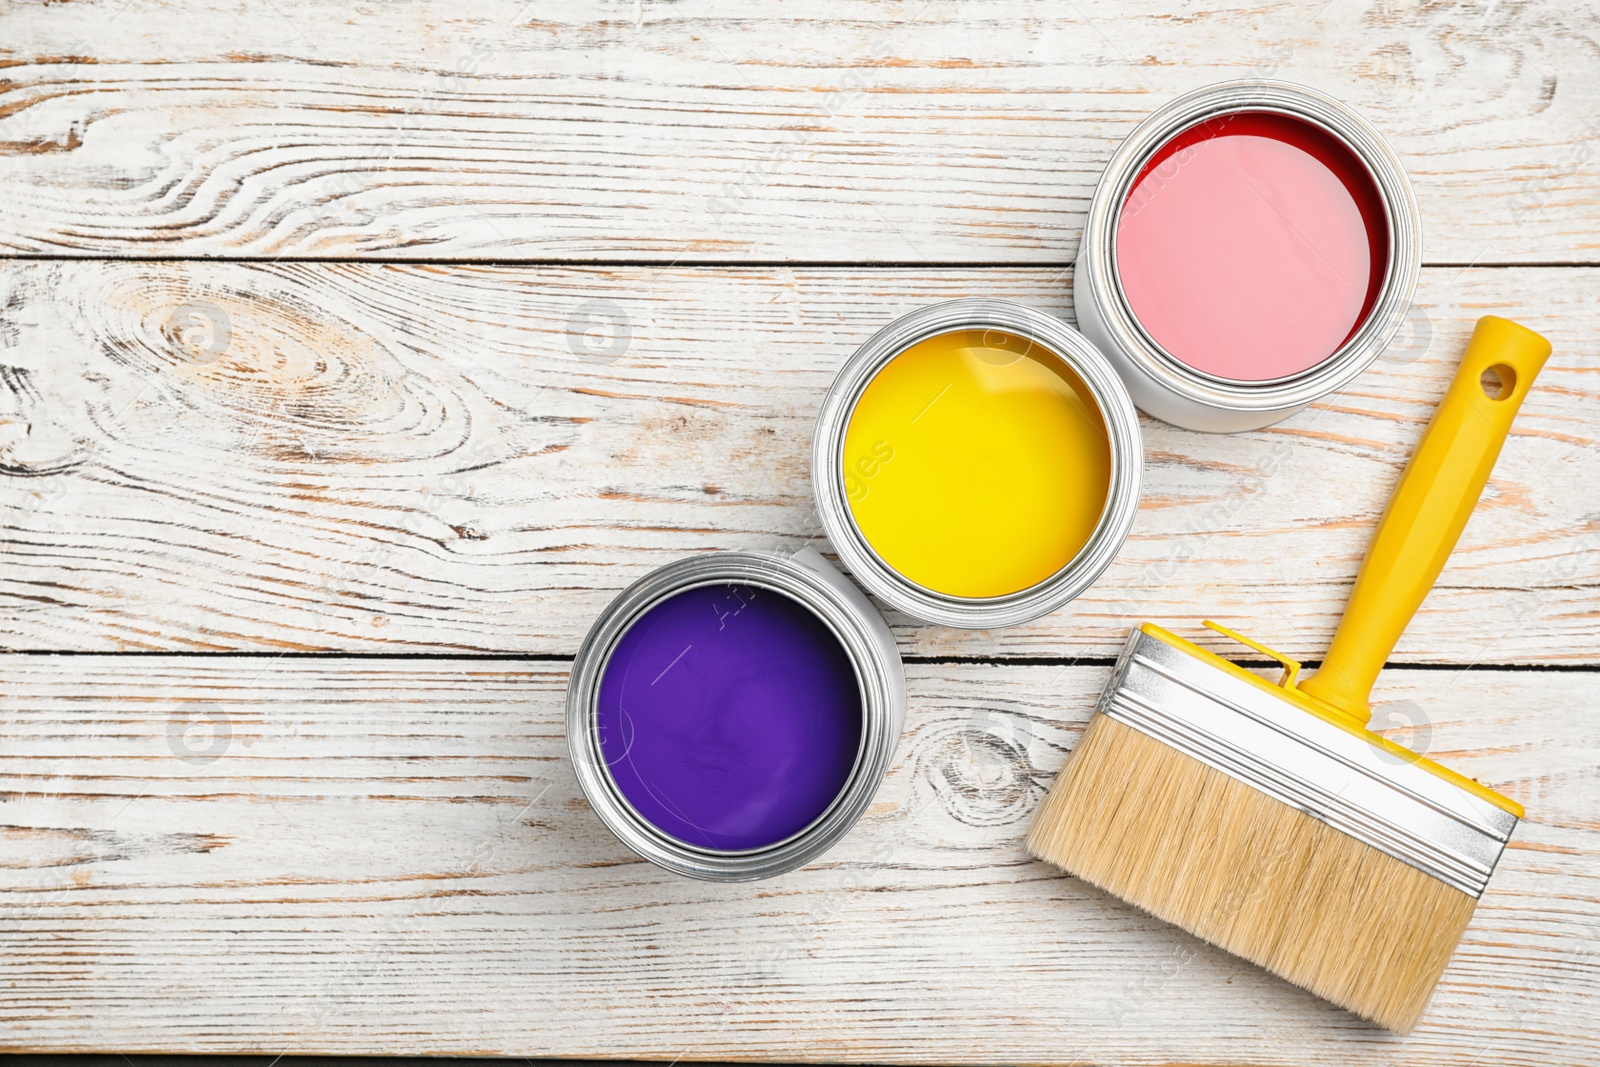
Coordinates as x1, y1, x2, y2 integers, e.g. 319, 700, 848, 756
2, 3, 1597, 1064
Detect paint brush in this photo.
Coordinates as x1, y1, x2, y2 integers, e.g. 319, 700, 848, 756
1026, 315, 1551, 1033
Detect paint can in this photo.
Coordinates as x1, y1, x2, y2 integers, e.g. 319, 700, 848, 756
567, 547, 905, 881
812, 298, 1142, 629
1074, 80, 1422, 433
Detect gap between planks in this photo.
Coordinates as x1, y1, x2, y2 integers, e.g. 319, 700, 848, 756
3, 257, 1600, 269
6, 650, 1600, 675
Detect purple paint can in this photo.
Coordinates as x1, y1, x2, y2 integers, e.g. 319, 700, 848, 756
567, 549, 905, 880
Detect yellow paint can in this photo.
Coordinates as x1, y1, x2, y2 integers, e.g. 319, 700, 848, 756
813, 299, 1143, 628
842, 328, 1112, 598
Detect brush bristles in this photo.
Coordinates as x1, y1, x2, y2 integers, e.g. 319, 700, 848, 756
1027, 713, 1479, 1033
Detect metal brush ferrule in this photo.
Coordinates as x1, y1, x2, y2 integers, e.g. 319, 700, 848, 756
1098, 628, 1519, 898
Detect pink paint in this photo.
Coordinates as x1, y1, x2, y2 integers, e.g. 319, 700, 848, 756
1115, 112, 1389, 382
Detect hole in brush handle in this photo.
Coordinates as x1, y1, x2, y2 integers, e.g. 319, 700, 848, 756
1480, 363, 1516, 401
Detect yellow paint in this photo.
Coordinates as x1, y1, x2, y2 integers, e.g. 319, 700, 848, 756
842, 328, 1111, 598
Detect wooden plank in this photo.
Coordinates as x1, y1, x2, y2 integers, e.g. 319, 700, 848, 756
0, 656, 1593, 1063
1, 262, 1595, 662
2, 0, 1599, 262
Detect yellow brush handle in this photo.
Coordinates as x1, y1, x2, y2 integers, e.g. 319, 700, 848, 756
1298, 316, 1552, 725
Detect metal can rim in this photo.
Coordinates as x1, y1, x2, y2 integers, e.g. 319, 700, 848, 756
566, 551, 904, 881
1078, 79, 1423, 415
811, 297, 1144, 629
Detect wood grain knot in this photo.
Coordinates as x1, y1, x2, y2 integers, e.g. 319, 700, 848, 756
915, 716, 1042, 828
90, 269, 484, 465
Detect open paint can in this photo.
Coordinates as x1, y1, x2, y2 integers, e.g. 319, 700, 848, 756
1075, 80, 1422, 432
812, 298, 1142, 629
567, 548, 905, 881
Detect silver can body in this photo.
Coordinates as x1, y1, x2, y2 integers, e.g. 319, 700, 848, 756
812, 298, 1143, 629
1074, 80, 1422, 433
566, 548, 905, 881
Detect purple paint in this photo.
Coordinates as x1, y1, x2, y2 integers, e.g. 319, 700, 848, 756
596, 582, 863, 851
